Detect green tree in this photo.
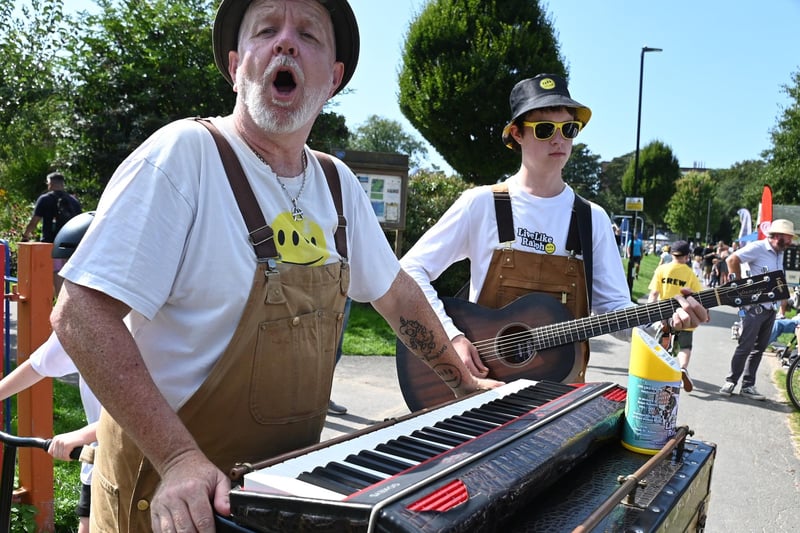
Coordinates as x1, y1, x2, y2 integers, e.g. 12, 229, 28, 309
595, 152, 632, 217
0, 0, 69, 200
664, 171, 722, 241
710, 160, 767, 241
398, 0, 564, 183
762, 69, 800, 204
348, 115, 429, 171
307, 110, 350, 153
621, 141, 680, 226
63, 0, 231, 189
402, 170, 473, 295
562, 143, 601, 200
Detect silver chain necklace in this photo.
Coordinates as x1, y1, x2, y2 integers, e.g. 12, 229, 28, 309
249, 146, 308, 221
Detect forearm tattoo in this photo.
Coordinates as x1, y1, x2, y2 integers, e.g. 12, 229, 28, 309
399, 316, 461, 389
398, 316, 439, 361
431, 363, 462, 389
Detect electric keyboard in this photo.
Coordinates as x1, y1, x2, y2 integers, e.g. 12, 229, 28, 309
223, 379, 627, 532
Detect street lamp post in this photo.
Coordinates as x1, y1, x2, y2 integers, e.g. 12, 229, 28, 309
627, 46, 662, 297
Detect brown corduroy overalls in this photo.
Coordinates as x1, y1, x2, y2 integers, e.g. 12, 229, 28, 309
475, 185, 590, 383
90, 123, 349, 531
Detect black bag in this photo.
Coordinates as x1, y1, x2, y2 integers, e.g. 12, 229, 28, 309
53, 191, 80, 233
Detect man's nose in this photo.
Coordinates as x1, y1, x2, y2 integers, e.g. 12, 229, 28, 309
273, 28, 298, 56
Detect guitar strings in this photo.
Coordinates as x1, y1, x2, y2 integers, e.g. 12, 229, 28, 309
465, 280, 773, 365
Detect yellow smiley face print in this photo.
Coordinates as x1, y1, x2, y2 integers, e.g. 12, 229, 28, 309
271, 212, 330, 266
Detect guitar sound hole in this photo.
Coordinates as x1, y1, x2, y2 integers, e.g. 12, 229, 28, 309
495, 323, 535, 367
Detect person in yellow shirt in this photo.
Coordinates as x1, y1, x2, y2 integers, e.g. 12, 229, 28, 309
648, 240, 703, 392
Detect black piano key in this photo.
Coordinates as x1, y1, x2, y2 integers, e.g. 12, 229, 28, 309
396, 435, 450, 457
297, 467, 360, 495
492, 396, 539, 412
324, 461, 384, 487
482, 399, 529, 417
412, 427, 469, 447
450, 414, 497, 433
376, 441, 432, 463
462, 407, 514, 425
435, 417, 489, 437
345, 450, 414, 476
515, 383, 572, 402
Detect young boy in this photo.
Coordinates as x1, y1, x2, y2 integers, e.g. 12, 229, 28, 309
0, 332, 99, 533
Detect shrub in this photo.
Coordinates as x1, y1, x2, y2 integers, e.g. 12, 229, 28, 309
401, 170, 473, 297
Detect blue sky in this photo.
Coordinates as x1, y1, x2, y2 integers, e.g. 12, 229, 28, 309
65, 0, 799, 173
333, 0, 800, 172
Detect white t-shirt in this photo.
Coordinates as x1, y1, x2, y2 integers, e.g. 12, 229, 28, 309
30, 332, 100, 485
60, 116, 400, 409
400, 178, 632, 339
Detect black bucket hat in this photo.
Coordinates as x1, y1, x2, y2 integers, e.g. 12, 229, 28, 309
213, 0, 360, 96
502, 73, 592, 149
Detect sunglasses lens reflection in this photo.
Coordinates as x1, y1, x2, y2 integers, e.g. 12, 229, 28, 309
562, 122, 580, 138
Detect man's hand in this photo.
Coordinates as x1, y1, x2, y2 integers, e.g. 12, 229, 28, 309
670, 288, 710, 330
451, 335, 488, 378
150, 450, 231, 532
448, 335, 504, 397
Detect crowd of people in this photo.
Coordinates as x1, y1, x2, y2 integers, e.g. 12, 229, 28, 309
8, 1, 797, 531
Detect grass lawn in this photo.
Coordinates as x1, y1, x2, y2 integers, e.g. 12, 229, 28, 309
341, 301, 396, 355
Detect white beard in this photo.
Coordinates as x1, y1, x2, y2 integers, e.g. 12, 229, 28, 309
237, 56, 330, 135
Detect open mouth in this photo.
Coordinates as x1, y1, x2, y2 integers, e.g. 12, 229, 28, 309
274, 70, 297, 94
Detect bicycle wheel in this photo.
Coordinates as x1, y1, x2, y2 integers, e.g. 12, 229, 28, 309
787, 356, 800, 411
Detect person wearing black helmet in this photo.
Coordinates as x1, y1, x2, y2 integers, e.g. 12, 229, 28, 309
51, 2, 500, 531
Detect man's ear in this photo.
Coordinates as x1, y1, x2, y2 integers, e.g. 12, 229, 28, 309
228, 51, 239, 91
327, 61, 345, 99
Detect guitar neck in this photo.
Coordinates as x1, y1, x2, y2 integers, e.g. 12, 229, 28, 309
531, 287, 723, 351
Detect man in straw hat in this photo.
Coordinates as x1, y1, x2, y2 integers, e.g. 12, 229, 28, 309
52, 1, 500, 530
720, 218, 798, 400
401, 73, 708, 388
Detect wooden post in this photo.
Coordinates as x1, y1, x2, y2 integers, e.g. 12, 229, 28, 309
15, 242, 55, 532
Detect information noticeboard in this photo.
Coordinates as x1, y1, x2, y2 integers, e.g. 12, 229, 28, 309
336, 150, 409, 231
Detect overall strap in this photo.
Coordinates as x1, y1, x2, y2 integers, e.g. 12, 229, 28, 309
571, 194, 593, 308
313, 151, 348, 260
195, 118, 278, 261
490, 184, 515, 243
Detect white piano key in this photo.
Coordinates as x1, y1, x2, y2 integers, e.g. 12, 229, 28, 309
242, 473, 346, 501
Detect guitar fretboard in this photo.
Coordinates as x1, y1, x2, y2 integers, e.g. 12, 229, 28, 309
530, 276, 777, 351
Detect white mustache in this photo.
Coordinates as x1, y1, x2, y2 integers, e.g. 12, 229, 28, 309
262, 55, 305, 86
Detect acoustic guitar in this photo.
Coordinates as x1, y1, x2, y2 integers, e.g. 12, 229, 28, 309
396, 271, 788, 411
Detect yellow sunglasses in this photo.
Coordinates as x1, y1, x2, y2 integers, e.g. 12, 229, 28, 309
522, 120, 583, 140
